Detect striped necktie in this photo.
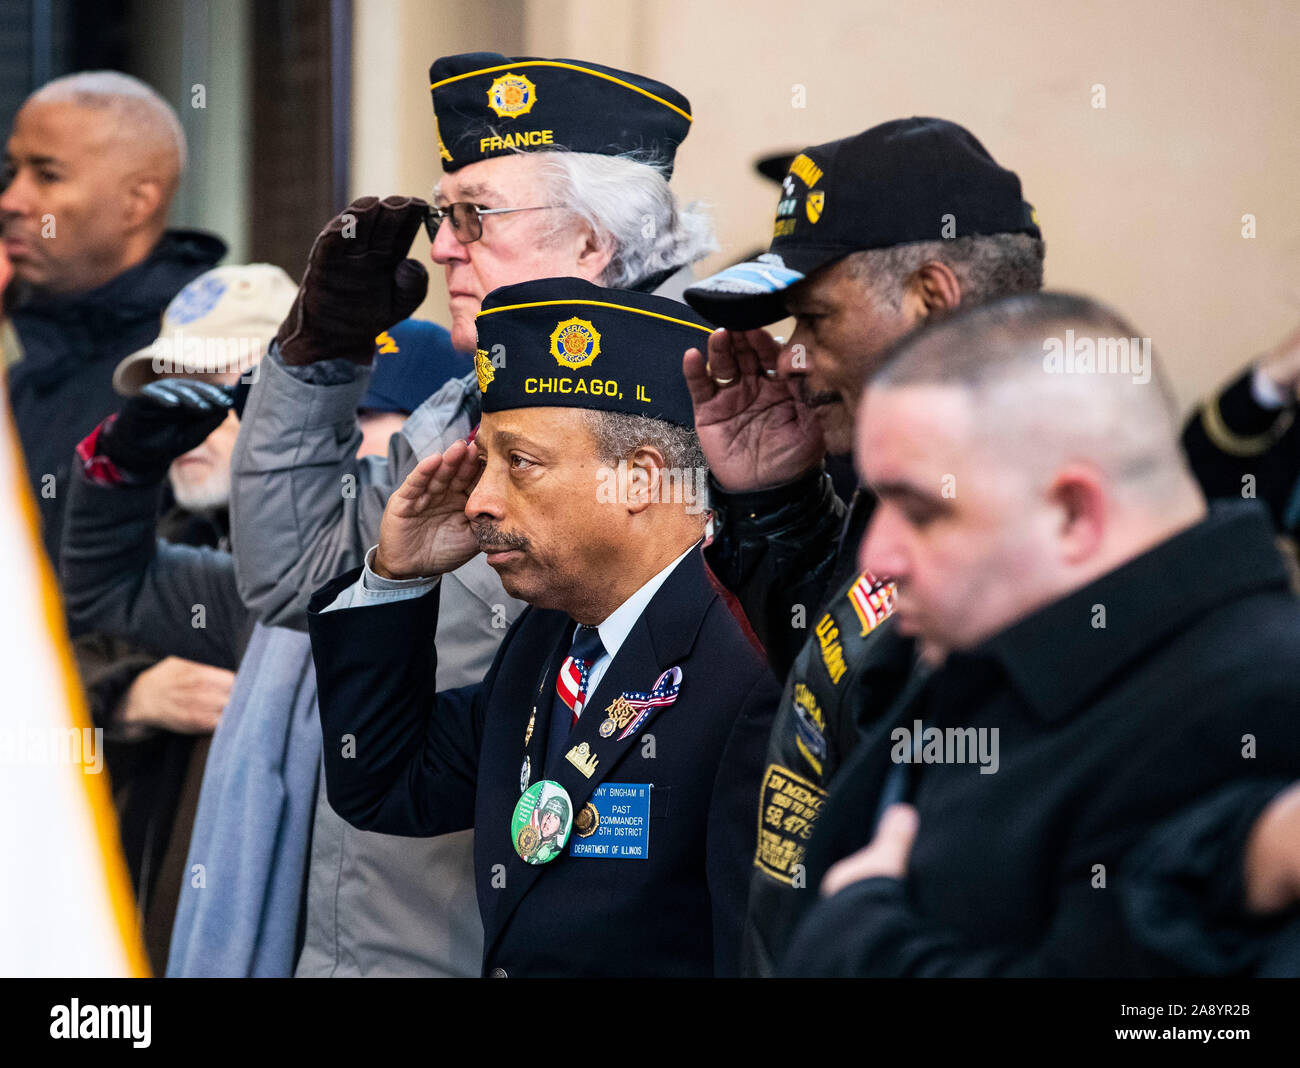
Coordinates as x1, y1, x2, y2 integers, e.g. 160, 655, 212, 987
554, 624, 606, 729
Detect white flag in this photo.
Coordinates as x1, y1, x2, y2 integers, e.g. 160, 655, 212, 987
0, 380, 147, 977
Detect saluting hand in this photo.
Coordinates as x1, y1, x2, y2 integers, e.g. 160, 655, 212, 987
683, 328, 825, 492
276, 195, 430, 366
1258, 321, 1300, 396
373, 439, 481, 580
99, 379, 233, 481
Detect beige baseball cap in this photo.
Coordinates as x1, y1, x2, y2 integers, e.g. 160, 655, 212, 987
113, 263, 299, 396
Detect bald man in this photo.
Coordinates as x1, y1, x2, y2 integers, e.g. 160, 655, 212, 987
783, 292, 1300, 976
1, 70, 225, 560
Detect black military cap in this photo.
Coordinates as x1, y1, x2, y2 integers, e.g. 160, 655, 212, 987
429, 52, 693, 177
685, 117, 1041, 329
474, 278, 711, 429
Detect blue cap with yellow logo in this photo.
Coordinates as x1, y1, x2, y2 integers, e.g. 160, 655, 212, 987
685, 117, 1041, 330
429, 52, 692, 177
360, 318, 468, 416
474, 278, 711, 428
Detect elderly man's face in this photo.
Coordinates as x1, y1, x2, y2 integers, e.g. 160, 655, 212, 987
169, 408, 240, 514
431, 154, 602, 352
467, 407, 621, 610
163, 369, 244, 514
1, 102, 142, 293
856, 384, 1061, 653
166, 370, 396, 514
777, 258, 918, 455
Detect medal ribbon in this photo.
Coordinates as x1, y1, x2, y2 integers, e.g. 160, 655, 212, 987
614, 666, 683, 740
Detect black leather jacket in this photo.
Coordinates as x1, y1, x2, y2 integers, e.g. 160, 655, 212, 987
704, 464, 919, 974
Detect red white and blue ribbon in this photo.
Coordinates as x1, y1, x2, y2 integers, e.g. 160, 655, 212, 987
616, 666, 683, 740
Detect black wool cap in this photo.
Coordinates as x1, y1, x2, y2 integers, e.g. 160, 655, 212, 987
429, 52, 693, 177
685, 117, 1042, 329
474, 278, 711, 429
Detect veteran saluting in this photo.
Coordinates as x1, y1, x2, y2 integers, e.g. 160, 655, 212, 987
306, 278, 779, 977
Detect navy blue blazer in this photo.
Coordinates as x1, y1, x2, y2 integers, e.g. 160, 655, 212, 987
307, 547, 779, 977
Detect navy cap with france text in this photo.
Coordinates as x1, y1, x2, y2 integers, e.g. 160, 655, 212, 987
430, 52, 693, 177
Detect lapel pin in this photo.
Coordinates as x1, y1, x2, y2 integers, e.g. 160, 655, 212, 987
565, 742, 600, 778
511, 780, 573, 865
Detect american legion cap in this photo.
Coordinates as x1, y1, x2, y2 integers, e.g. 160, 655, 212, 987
473, 278, 712, 429
429, 52, 693, 177
685, 117, 1041, 330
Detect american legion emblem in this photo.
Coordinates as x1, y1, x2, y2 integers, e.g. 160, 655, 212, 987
474, 347, 496, 392
486, 72, 537, 119
549, 317, 601, 370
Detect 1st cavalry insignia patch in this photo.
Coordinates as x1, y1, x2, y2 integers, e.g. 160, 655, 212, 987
549, 317, 601, 369
805, 190, 825, 224
475, 348, 496, 392
486, 72, 537, 118
847, 572, 896, 636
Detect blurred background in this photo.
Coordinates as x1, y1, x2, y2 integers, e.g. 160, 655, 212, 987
1, 0, 1297, 408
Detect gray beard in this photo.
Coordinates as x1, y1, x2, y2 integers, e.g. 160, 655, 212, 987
168, 465, 231, 515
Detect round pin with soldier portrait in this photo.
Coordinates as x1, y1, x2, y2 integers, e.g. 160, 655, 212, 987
511, 780, 574, 865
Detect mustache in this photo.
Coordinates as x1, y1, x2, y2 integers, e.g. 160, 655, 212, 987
797, 382, 842, 409
471, 518, 530, 553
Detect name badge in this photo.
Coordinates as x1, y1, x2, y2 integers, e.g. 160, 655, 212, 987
569, 783, 651, 860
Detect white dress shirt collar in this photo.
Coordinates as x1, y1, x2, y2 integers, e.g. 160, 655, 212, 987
574, 541, 699, 704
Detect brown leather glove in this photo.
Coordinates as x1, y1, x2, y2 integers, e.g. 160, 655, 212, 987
276, 195, 430, 366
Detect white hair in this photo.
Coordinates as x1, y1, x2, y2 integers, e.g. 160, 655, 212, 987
535, 151, 717, 289
29, 70, 187, 175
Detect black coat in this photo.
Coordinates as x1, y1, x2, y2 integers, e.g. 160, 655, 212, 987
782, 502, 1300, 977
6, 229, 226, 562
704, 463, 897, 975
307, 547, 780, 977
1182, 366, 1300, 534
1121, 777, 1300, 976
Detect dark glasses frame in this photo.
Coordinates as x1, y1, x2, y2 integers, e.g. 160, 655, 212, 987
423, 202, 556, 244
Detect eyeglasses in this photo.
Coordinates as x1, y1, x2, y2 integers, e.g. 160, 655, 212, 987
423, 202, 556, 244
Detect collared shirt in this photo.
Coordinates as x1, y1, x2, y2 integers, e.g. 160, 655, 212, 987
325, 541, 699, 718
569, 541, 697, 713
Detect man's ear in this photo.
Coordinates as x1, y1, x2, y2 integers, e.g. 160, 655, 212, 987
572, 222, 613, 283
901, 260, 962, 326
626, 445, 667, 515
122, 170, 167, 231
1048, 463, 1107, 565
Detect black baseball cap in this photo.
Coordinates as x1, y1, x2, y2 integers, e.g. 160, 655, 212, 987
429, 53, 693, 177
685, 117, 1041, 329
474, 278, 711, 429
